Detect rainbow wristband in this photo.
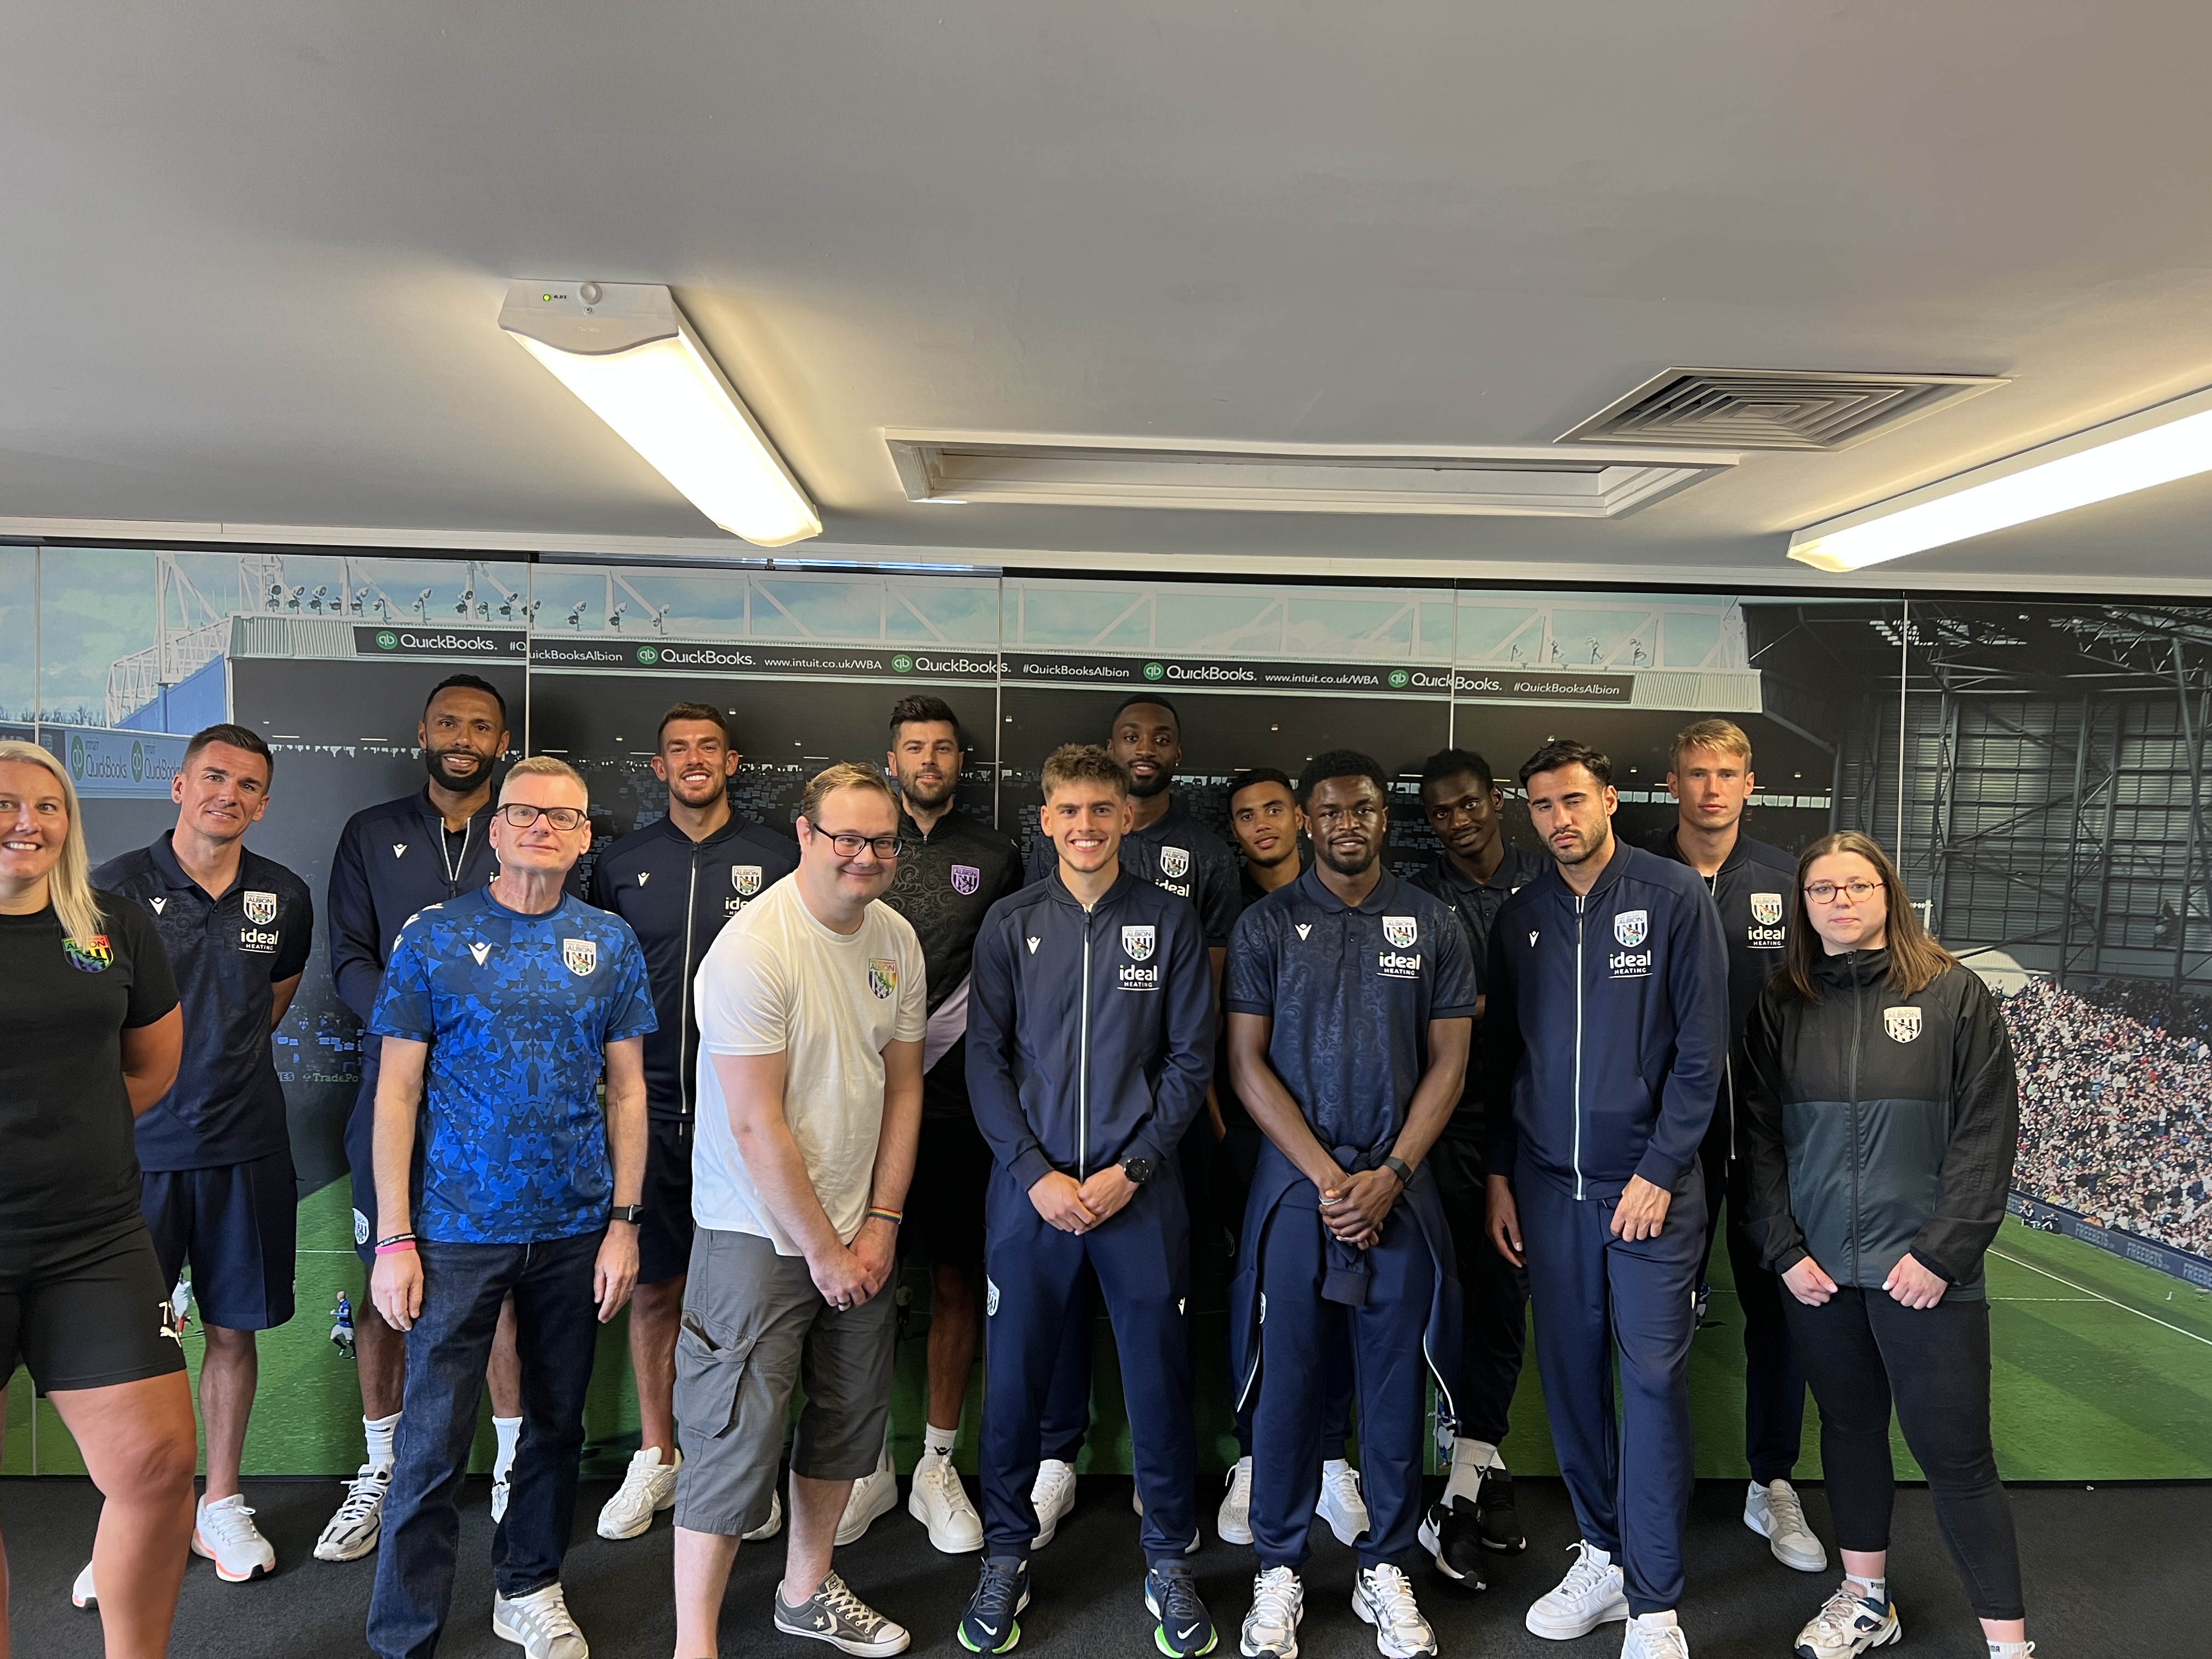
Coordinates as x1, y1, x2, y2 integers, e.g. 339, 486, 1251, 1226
865, 1207, 905, 1227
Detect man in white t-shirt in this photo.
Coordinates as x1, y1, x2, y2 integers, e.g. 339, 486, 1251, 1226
671, 762, 928, 1659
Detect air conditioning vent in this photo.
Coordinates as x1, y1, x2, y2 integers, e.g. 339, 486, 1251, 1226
1560, 367, 2007, 451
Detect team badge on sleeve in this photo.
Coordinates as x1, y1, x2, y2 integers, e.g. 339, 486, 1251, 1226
1883, 1007, 1923, 1043
733, 865, 763, 898
1159, 845, 1191, 880
1613, 910, 1649, 947
244, 890, 278, 926
1750, 891, 1784, 927
1382, 916, 1418, 950
1121, 924, 1156, 962
562, 938, 599, 977
868, 958, 898, 998
951, 864, 981, 896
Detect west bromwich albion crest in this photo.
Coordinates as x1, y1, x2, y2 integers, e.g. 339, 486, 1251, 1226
951, 864, 981, 896
1750, 891, 1785, 927
1613, 909, 1649, 948
1883, 1006, 1923, 1043
243, 890, 278, 926
868, 957, 898, 999
1158, 845, 1191, 880
732, 865, 763, 898
1382, 915, 1418, 950
1122, 924, 1155, 962
561, 937, 599, 977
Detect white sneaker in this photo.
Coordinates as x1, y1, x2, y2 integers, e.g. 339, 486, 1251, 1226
1030, 1458, 1077, 1549
1526, 1540, 1630, 1639
315, 1464, 390, 1561
1792, 1584, 1901, 1659
1217, 1457, 1255, 1546
1352, 1562, 1436, 1659
743, 1489, 785, 1542
907, 1451, 985, 1553
70, 1560, 95, 1608
596, 1446, 680, 1541
492, 1477, 511, 1525
1745, 1480, 1828, 1573
1240, 1565, 1304, 1659
836, 1465, 899, 1546
191, 1493, 275, 1582
493, 1581, 589, 1659
1621, 1610, 1690, 1659
1317, 1459, 1370, 1546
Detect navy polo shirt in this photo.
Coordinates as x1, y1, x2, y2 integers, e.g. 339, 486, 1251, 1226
1223, 865, 1476, 1153
93, 833, 315, 1172
1027, 794, 1243, 946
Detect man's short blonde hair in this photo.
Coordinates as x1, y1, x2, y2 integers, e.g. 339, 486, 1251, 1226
1040, 743, 1132, 802
501, 754, 589, 805
800, 761, 897, 822
1669, 719, 1752, 771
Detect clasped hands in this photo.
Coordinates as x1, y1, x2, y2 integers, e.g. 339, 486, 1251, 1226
1029, 1165, 1139, 1234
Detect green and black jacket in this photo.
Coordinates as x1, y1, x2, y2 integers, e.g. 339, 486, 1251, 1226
1740, 949, 2018, 1299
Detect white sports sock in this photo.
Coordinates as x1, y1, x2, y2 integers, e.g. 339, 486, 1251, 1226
1847, 1574, 1887, 1602
923, 1421, 959, 1459
492, 1415, 523, 1483
1442, 1436, 1499, 1505
364, 1412, 400, 1474
1987, 1644, 2031, 1659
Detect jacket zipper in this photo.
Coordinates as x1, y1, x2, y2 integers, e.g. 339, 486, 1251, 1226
1077, 905, 1094, 1178
1572, 892, 1587, 1200
679, 844, 701, 1119
1846, 953, 1865, 1283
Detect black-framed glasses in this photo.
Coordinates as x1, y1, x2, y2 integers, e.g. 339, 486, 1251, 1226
498, 803, 587, 831
1804, 878, 1884, 904
803, 819, 904, 860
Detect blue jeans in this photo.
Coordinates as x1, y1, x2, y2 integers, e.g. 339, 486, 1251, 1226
368, 1230, 603, 1659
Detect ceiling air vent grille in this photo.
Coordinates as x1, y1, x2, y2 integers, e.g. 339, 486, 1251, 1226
1560, 367, 2007, 452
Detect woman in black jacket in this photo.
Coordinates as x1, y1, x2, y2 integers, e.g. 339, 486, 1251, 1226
1741, 831, 2033, 1659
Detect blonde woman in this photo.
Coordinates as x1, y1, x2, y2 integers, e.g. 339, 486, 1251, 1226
1741, 832, 2033, 1659
0, 740, 193, 1659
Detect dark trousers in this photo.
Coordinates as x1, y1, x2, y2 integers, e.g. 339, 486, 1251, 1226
1249, 1201, 1435, 1572
1697, 1115, 1808, 1482
1782, 1288, 2024, 1622
981, 1166, 1198, 1566
1429, 1127, 1528, 1448
368, 1231, 603, 1659
1519, 1166, 1704, 1616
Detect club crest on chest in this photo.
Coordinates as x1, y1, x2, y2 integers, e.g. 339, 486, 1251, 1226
1613, 909, 1649, 948
1158, 845, 1190, 881
1382, 915, 1418, 950
951, 863, 981, 896
1122, 924, 1155, 962
732, 865, 763, 898
244, 890, 278, 926
562, 938, 599, 976
1750, 891, 1784, 927
1884, 1006, 1923, 1043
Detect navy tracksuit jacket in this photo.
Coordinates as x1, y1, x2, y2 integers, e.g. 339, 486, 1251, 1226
1482, 840, 1729, 1615
966, 871, 1214, 1565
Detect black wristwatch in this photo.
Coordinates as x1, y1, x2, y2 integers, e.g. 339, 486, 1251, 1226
1120, 1155, 1157, 1186
610, 1205, 646, 1225
1381, 1156, 1416, 1190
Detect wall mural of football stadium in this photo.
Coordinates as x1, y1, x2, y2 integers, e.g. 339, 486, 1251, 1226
4, 546, 2208, 1483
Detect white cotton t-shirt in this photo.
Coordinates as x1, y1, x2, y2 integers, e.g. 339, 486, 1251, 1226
691, 876, 927, 1254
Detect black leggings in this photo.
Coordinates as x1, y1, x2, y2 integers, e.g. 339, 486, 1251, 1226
1781, 1286, 2024, 1622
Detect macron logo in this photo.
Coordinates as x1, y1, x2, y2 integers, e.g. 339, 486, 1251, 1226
392, 843, 407, 859
1026, 936, 1040, 955
637, 871, 650, 885
468, 941, 491, 966
1295, 923, 1312, 940
149, 896, 167, 915
1528, 930, 1539, 946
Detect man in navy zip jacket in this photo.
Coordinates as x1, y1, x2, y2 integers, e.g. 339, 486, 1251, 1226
317, 674, 518, 1564
962, 744, 1217, 1658
585, 701, 798, 1543
1481, 740, 1728, 1659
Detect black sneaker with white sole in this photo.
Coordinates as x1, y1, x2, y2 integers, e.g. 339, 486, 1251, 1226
1146, 1564, 1219, 1658
1416, 1501, 1487, 1590
1474, 1468, 1525, 1552
958, 1558, 1030, 1655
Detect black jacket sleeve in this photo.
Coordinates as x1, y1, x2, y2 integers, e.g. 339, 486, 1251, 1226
1480, 921, 1526, 1173
327, 820, 384, 1023
1640, 887, 1729, 1189
964, 911, 1054, 1190
1124, 915, 1216, 1169
1910, 972, 2021, 1284
1738, 986, 1810, 1276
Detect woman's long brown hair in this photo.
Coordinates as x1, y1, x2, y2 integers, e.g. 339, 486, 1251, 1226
1777, 830, 1956, 1002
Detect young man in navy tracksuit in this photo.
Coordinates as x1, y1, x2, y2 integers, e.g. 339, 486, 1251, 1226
1227, 751, 1476, 1659
1482, 740, 1728, 1659
964, 743, 1217, 1657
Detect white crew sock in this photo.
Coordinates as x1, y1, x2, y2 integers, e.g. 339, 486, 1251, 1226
1987, 1643, 2031, 1658
922, 1421, 959, 1459
364, 1412, 401, 1474
492, 1415, 523, 1483
1442, 1436, 1500, 1506
1847, 1574, 1887, 1602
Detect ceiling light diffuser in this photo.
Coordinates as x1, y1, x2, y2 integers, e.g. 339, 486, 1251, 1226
499, 280, 819, 547
1788, 385, 2212, 572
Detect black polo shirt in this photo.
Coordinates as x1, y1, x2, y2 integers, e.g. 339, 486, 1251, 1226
882, 805, 1025, 1120
1224, 866, 1475, 1153
93, 833, 315, 1171
1025, 793, 1244, 946
1408, 842, 1553, 998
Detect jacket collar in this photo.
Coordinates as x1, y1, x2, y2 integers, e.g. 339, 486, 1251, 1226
414, 786, 497, 833
653, 809, 755, 851
1646, 822, 1755, 878
1040, 866, 1138, 912
1126, 794, 1188, 842
1812, 946, 1891, 988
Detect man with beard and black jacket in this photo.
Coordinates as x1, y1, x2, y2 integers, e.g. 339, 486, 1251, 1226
1409, 747, 1552, 1579
586, 702, 798, 1545
318, 674, 522, 1563
1644, 718, 1823, 1578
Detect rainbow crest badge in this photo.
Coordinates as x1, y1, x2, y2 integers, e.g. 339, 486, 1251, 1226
868, 957, 898, 999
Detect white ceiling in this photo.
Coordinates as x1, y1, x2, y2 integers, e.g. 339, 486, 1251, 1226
8, 3, 2212, 591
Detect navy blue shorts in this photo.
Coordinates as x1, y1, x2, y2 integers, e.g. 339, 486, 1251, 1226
140, 1148, 298, 1333
639, 1116, 697, 1286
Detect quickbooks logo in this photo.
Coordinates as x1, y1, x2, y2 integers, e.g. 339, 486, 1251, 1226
131, 740, 145, 782
891, 654, 914, 673
636, 646, 661, 665
375, 630, 399, 651
1387, 668, 1410, 689
1143, 661, 1165, 681
69, 735, 84, 778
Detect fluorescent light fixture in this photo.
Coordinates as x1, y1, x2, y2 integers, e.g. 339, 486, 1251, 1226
1789, 385, 2212, 572
499, 280, 819, 547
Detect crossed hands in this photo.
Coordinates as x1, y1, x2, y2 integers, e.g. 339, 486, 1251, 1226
1029, 1165, 1139, 1235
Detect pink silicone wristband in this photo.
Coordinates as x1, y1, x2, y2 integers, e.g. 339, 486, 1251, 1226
374, 1239, 418, 1256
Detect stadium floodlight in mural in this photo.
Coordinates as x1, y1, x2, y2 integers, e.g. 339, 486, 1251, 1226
1790, 383, 2212, 572
498, 280, 821, 548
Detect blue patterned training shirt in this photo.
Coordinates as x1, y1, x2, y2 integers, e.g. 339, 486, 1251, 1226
370, 888, 656, 1243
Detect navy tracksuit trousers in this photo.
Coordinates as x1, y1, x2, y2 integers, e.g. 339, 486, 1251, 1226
981, 1164, 1198, 1566
1697, 1118, 1809, 1483
1518, 1163, 1706, 1616
1249, 1199, 1435, 1572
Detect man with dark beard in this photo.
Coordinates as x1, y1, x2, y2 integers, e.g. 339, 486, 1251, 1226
320, 674, 524, 1562
587, 702, 798, 1545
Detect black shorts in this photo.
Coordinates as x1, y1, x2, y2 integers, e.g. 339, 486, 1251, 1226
141, 1149, 299, 1333
0, 1222, 190, 1393
345, 1079, 380, 1265
906, 1114, 993, 1272
640, 1116, 697, 1286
